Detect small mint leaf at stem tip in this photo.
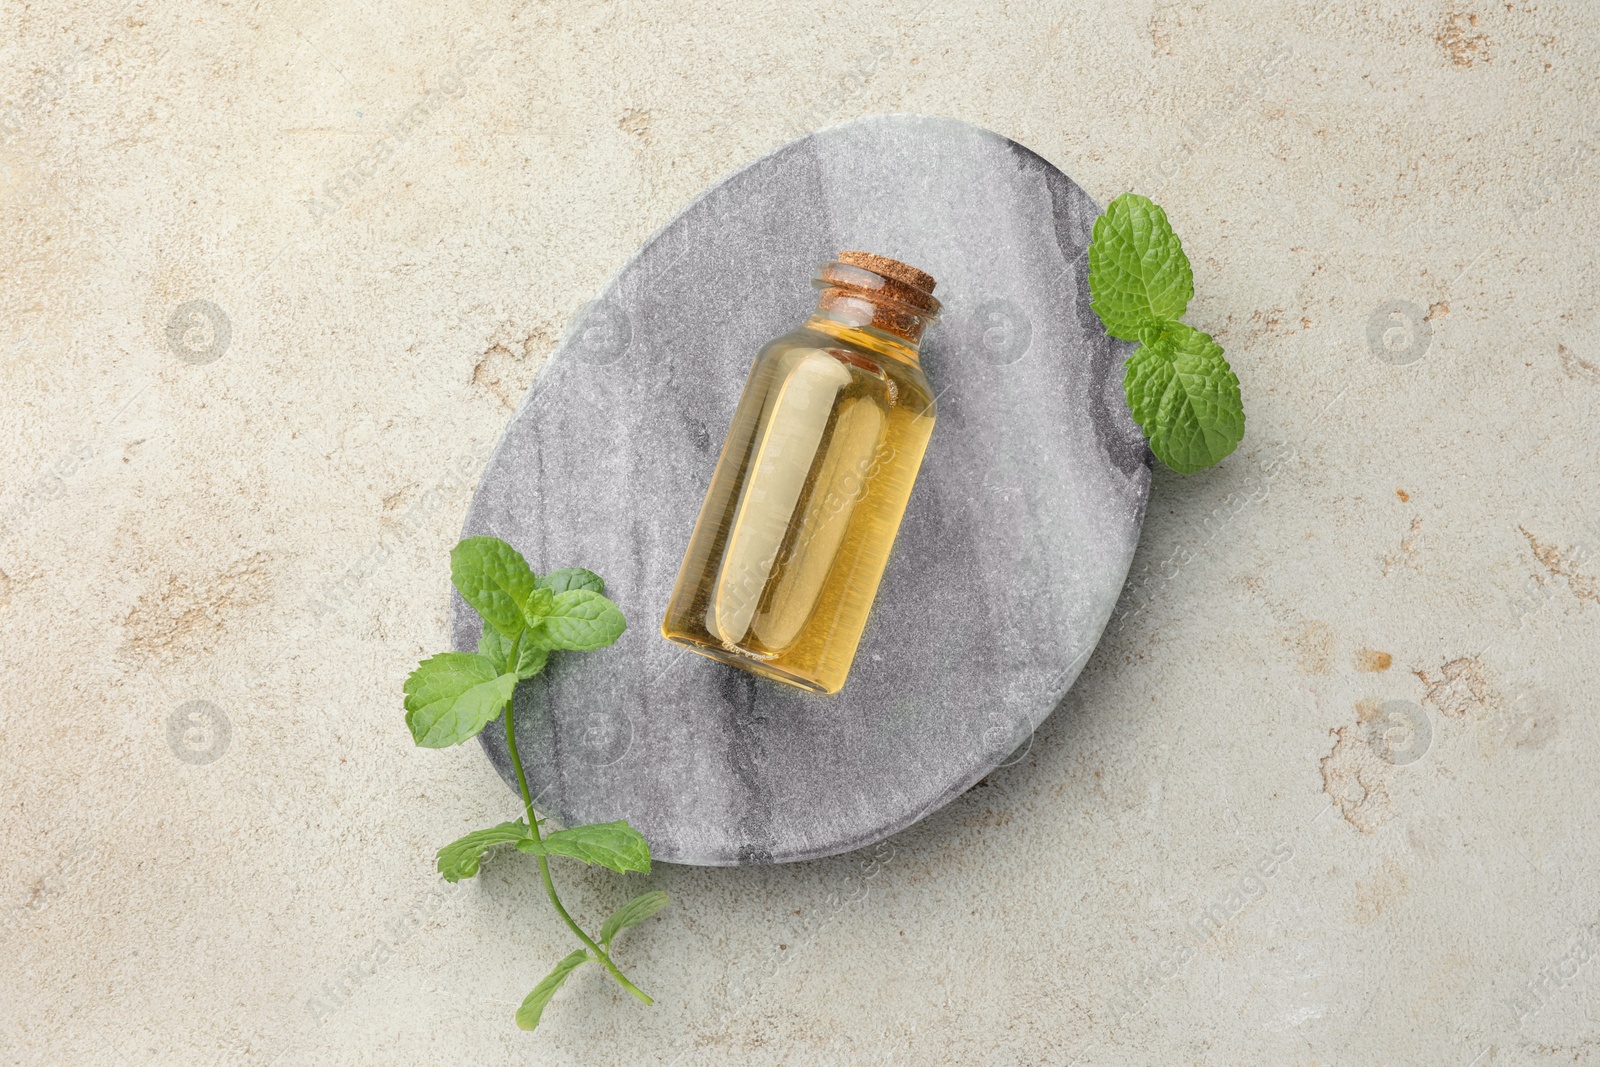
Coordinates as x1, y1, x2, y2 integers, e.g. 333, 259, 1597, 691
521, 585, 555, 623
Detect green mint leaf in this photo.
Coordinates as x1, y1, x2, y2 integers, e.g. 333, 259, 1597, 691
1088, 192, 1194, 341
436, 819, 533, 882
1123, 321, 1244, 474
600, 891, 670, 949
1085, 192, 1247, 474
522, 585, 555, 623
515, 949, 591, 1031
517, 820, 652, 874
451, 536, 538, 638
478, 625, 550, 679
535, 567, 605, 595
535, 590, 627, 652
403, 652, 518, 748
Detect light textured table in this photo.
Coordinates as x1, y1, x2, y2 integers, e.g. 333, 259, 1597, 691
2, 3, 1598, 1064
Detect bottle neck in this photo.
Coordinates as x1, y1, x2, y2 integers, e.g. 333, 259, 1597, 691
811, 290, 932, 348
806, 304, 926, 363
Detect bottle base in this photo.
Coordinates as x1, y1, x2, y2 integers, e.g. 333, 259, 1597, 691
661, 632, 836, 695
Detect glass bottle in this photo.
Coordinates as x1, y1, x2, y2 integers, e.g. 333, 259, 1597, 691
660, 251, 940, 694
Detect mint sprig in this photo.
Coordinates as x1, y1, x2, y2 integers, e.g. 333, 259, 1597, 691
1088, 192, 1244, 474
406, 536, 667, 1031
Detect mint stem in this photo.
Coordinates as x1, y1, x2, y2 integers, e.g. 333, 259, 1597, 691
501, 626, 654, 1005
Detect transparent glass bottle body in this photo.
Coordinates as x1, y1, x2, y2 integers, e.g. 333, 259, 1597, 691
660, 299, 937, 694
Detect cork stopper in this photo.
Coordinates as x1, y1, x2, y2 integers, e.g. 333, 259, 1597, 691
814, 251, 940, 344
837, 251, 936, 298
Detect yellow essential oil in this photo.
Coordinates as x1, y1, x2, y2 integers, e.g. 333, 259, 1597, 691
661, 252, 941, 694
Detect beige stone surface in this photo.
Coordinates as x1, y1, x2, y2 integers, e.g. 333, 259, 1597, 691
2, 1, 1598, 1063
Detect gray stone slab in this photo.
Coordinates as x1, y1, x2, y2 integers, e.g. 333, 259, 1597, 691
452, 114, 1150, 866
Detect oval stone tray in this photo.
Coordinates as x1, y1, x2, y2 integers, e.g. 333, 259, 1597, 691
452, 114, 1150, 865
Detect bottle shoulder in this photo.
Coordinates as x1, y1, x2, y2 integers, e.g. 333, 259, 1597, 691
756, 325, 935, 412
